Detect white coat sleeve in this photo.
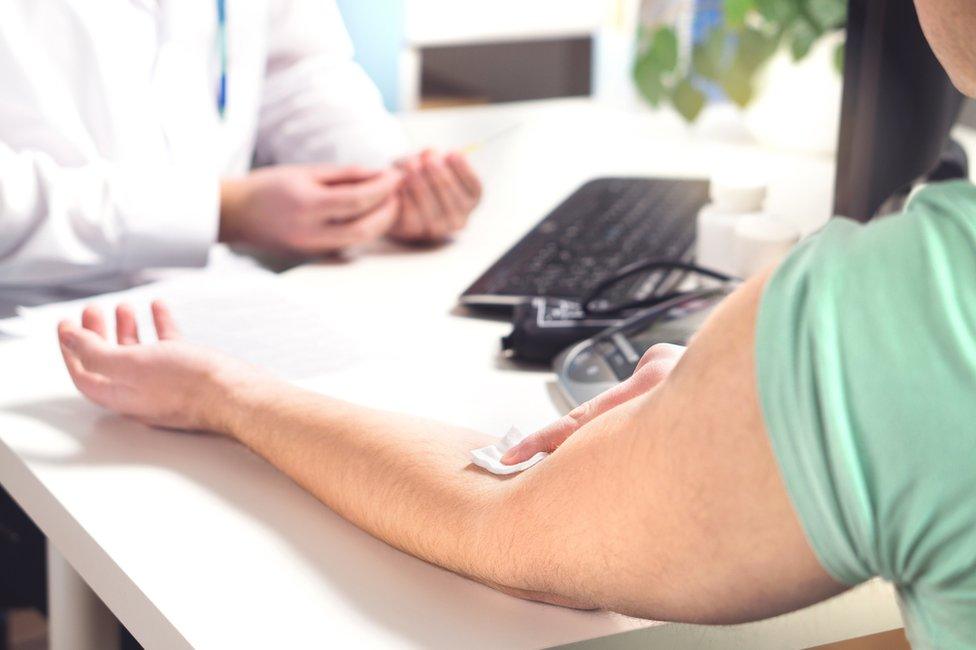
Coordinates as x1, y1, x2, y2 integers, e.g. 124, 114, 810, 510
256, 0, 410, 169
0, 144, 219, 287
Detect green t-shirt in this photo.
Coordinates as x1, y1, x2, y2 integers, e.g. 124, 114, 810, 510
756, 181, 976, 649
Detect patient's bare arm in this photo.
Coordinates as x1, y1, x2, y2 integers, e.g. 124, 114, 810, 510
56, 269, 845, 622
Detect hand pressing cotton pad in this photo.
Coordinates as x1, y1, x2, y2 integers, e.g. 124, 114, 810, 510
470, 427, 548, 475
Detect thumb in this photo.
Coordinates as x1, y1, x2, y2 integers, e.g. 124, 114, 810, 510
315, 165, 382, 185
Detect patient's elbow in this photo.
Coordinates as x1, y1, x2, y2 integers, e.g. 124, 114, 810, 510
492, 583, 599, 611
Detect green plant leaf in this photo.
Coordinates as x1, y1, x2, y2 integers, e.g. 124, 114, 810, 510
720, 64, 755, 106
724, 0, 755, 28
805, 0, 847, 30
755, 0, 798, 24
672, 77, 706, 122
833, 41, 845, 74
735, 26, 780, 73
692, 27, 727, 80
649, 26, 679, 73
633, 0, 838, 122
633, 53, 666, 105
789, 17, 819, 60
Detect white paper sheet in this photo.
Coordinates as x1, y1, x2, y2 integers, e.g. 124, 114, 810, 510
0, 270, 361, 381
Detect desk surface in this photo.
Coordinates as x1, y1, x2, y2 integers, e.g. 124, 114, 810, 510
3, 98, 967, 649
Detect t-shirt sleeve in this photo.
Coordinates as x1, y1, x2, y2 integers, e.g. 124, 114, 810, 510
755, 181, 976, 649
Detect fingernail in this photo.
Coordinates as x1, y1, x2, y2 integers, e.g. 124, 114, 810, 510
501, 447, 521, 464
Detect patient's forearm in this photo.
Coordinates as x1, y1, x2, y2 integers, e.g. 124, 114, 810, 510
203, 269, 843, 624
58, 272, 843, 621
216, 379, 516, 587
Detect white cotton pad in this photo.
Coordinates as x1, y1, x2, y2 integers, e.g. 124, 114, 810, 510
470, 427, 548, 476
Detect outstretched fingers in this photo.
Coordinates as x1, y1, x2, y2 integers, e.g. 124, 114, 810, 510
59, 321, 126, 374
116, 303, 140, 345
57, 321, 118, 407
82, 305, 108, 339
151, 301, 182, 340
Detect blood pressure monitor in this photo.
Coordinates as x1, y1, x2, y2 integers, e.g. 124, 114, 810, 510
553, 285, 734, 406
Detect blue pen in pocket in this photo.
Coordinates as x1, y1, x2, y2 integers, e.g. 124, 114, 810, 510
216, 0, 228, 118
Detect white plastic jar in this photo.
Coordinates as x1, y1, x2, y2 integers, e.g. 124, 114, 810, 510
695, 174, 768, 277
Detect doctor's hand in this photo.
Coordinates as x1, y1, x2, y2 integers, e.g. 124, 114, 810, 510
219, 165, 404, 256
57, 303, 266, 433
501, 344, 686, 465
389, 150, 482, 243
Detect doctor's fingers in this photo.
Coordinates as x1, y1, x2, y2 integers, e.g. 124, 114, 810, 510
308, 196, 400, 252
314, 165, 382, 185
402, 159, 446, 237
316, 169, 403, 220
446, 153, 483, 200
424, 155, 474, 230
391, 193, 428, 241
407, 179, 453, 240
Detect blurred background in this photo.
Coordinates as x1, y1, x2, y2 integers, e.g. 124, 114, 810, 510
337, 0, 976, 131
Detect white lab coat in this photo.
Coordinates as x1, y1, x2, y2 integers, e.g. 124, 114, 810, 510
0, 0, 408, 290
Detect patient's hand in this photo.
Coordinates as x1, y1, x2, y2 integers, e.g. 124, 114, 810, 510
57, 302, 263, 432
501, 344, 686, 465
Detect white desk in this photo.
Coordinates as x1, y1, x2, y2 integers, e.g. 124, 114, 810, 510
3, 98, 958, 649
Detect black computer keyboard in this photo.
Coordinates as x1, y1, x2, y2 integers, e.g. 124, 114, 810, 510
461, 177, 710, 308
